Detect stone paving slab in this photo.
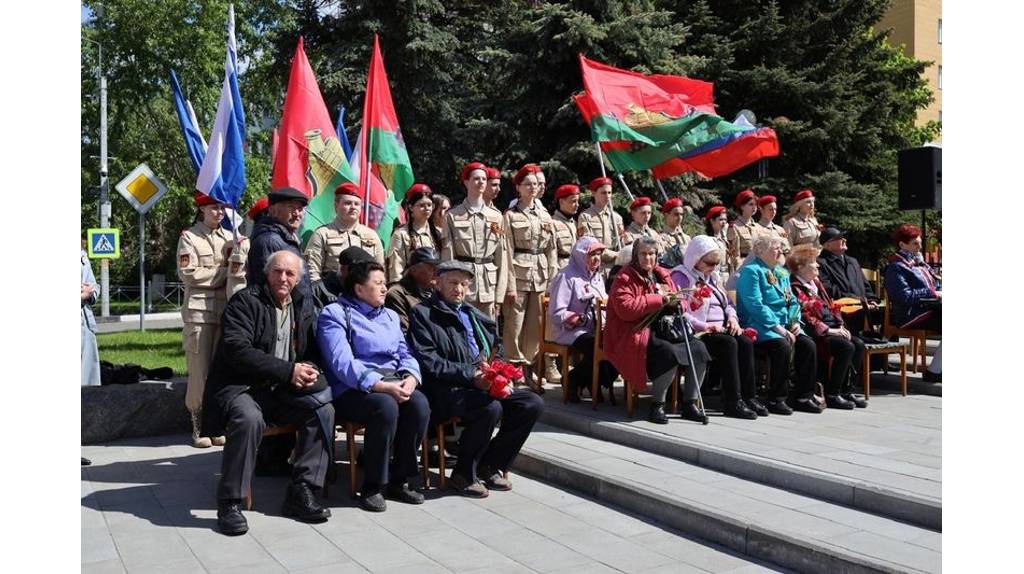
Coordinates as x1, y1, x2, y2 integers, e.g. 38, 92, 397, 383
514, 427, 941, 573
82, 435, 784, 574
536, 389, 941, 529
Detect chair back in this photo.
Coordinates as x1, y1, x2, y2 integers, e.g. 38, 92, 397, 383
593, 299, 607, 350
861, 267, 881, 298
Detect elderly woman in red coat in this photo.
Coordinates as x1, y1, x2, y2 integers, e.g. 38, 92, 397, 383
604, 238, 711, 424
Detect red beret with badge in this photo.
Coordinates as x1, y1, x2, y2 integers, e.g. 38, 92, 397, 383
587, 176, 613, 192
758, 195, 777, 207
555, 184, 580, 200
629, 196, 652, 210
705, 205, 727, 220
460, 161, 487, 181
734, 189, 757, 209
512, 163, 542, 185
660, 197, 683, 214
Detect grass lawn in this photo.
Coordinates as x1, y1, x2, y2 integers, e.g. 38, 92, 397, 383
97, 328, 186, 376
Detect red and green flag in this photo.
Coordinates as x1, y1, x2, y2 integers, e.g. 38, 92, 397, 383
353, 34, 414, 248
271, 38, 358, 243
575, 54, 778, 177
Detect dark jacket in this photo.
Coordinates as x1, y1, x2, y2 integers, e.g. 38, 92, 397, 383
883, 250, 941, 327
407, 294, 503, 399
817, 250, 879, 303
246, 213, 312, 302
201, 282, 321, 436
385, 276, 433, 334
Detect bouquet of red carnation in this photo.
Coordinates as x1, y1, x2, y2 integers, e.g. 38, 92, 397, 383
742, 328, 758, 343
685, 285, 713, 311
482, 360, 523, 399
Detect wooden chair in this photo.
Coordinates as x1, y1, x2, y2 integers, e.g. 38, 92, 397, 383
433, 416, 461, 489
539, 294, 574, 403
881, 290, 935, 374
861, 340, 908, 399
337, 421, 431, 497
246, 424, 304, 510
592, 299, 607, 410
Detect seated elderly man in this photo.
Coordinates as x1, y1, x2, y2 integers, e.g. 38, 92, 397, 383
203, 250, 334, 536
408, 261, 545, 498
385, 246, 440, 333
816, 227, 882, 335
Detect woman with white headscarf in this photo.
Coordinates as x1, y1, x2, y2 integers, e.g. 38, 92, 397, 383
670, 237, 761, 420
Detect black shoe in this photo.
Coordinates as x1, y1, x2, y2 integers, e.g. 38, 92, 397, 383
385, 482, 425, 505
282, 482, 331, 522
679, 402, 707, 423
648, 402, 669, 424
841, 393, 868, 408
768, 398, 793, 416
792, 397, 823, 414
745, 398, 770, 417
723, 400, 757, 420
825, 395, 855, 410
922, 370, 942, 383
478, 466, 512, 491
81, 457, 92, 466
217, 500, 248, 536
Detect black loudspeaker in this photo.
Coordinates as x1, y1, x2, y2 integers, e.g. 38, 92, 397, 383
898, 146, 941, 210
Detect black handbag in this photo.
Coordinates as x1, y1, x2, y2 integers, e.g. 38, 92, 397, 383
652, 311, 692, 344
274, 364, 333, 409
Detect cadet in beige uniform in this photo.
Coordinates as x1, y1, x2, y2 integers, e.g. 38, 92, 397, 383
703, 205, 732, 286
658, 197, 691, 256
783, 188, 821, 247
501, 164, 558, 392
304, 182, 385, 304
442, 162, 505, 319
177, 193, 234, 448
756, 194, 791, 253
484, 166, 502, 209
544, 183, 581, 385
577, 177, 626, 277
727, 188, 761, 273
386, 183, 439, 284
623, 196, 665, 253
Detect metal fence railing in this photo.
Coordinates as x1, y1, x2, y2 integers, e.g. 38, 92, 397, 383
106, 281, 184, 314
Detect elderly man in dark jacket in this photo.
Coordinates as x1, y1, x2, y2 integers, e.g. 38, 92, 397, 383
385, 247, 439, 333
816, 227, 882, 335
408, 261, 544, 498
246, 187, 313, 304
203, 250, 334, 536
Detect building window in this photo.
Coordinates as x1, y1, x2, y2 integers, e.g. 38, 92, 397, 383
938, 19, 942, 44
938, 65, 942, 90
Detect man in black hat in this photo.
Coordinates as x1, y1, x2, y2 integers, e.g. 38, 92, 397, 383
246, 187, 312, 303
310, 246, 376, 309
386, 247, 440, 333
816, 227, 883, 335
408, 261, 544, 498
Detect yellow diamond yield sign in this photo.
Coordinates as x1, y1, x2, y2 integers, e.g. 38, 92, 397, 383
115, 163, 168, 214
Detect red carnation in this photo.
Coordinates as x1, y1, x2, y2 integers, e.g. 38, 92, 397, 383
742, 328, 758, 343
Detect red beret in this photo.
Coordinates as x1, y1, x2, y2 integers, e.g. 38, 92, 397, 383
194, 193, 218, 207
705, 205, 727, 220
335, 182, 360, 197
588, 177, 614, 192
246, 196, 269, 219
512, 163, 542, 185
629, 196, 652, 210
794, 188, 814, 203
892, 224, 921, 245
734, 189, 757, 208
460, 161, 487, 181
555, 184, 580, 200
758, 195, 777, 207
404, 183, 433, 205
484, 167, 501, 180
660, 198, 683, 214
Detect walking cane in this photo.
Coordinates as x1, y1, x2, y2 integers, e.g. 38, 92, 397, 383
676, 305, 709, 425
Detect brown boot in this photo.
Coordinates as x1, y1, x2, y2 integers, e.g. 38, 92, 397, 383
191, 409, 212, 449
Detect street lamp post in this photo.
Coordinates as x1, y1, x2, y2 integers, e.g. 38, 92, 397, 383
84, 35, 110, 318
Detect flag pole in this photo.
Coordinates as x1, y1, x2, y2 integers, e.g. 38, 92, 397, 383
615, 173, 635, 202
595, 141, 607, 178
653, 176, 670, 203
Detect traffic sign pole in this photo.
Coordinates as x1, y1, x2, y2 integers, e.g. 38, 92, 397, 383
139, 212, 146, 331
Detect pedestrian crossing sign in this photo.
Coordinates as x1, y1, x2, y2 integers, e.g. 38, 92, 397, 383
87, 228, 120, 259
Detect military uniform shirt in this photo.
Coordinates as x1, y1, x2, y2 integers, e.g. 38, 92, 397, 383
551, 210, 578, 270
304, 220, 385, 282
442, 201, 504, 304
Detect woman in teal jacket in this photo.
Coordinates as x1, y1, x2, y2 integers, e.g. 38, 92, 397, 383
736, 235, 820, 415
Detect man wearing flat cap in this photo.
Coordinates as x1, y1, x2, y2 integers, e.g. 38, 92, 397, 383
304, 183, 385, 308
386, 247, 440, 333
247, 187, 313, 305
408, 261, 544, 498
441, 161, 505, 319
577, 177, 626, 277
816, 227, 882, 335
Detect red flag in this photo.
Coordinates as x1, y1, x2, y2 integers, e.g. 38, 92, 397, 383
651, 128, 780, 179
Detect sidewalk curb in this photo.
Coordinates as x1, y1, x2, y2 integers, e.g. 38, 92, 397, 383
513, 448, 929, 574
539, 408, 941, 531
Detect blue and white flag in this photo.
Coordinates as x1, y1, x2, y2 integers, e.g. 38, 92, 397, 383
335, 106, 354, 162
170, 68, 208, 173
196, 3, 246, 209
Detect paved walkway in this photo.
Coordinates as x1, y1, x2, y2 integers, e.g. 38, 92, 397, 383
82, 435, 785, 573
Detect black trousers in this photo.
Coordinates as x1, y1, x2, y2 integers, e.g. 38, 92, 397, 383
756, 334, 817, 400
217, 388, 334, 501
818, 335, 866, 395
430, 387, 544, 480
569, 333, 618, 393
333, 389, 430, 490
645, 334, 709, 403
701, 333, 756, 402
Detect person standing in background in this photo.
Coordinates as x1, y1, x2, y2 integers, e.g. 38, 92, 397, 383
81, 248, 101, 388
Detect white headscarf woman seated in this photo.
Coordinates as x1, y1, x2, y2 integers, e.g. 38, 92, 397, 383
670, 237, 761, 420
547, 236, 619, 403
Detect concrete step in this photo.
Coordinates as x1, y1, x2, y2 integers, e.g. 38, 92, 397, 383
535, 393, 941, 531
513, 425, 941, 574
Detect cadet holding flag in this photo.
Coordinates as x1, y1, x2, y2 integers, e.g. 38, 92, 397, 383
578, 177, 625, 276
442, 162, 505, 319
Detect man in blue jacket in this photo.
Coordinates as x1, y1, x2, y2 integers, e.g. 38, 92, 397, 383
408, 261, 544, 498
246, 187, 312, 304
